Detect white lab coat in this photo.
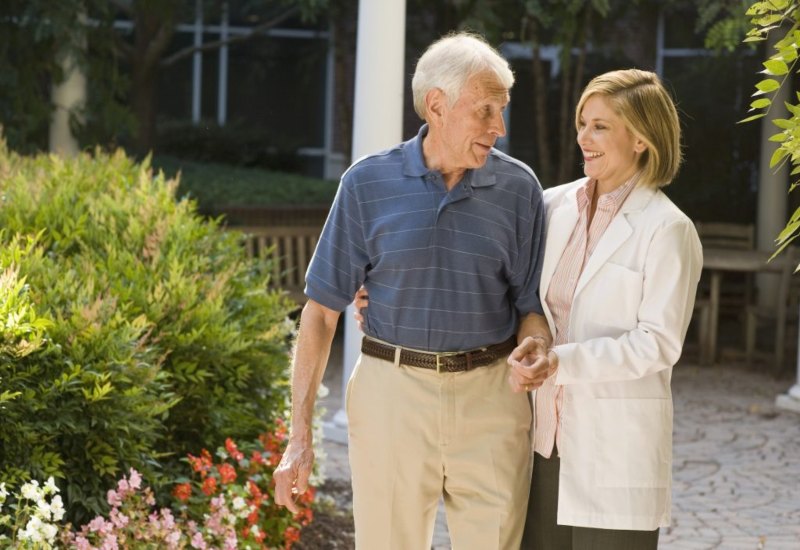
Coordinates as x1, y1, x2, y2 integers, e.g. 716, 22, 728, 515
538, 177, 703, 530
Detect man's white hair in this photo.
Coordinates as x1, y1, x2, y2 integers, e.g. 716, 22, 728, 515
411, 32, 514, 120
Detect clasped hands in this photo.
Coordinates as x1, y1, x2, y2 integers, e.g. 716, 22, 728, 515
507, 336, 558, 393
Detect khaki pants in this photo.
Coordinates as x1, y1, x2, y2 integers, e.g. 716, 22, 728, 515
346, 351, 533, 550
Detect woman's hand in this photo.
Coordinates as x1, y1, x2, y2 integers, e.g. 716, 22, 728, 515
352, 286, 369, 332
507, 336, 558, 392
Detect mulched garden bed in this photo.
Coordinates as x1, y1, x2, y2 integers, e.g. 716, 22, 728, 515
295, 479, 355, 550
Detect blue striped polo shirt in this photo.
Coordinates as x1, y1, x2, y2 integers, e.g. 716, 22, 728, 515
305, 124, 546, 352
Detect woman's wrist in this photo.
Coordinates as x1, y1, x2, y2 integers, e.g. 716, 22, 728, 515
547, 348, 559, 377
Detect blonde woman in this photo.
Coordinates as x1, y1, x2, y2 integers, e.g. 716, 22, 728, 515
508, 69, 702, 548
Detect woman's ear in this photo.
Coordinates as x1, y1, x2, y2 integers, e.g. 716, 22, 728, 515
633, 137, 647, 154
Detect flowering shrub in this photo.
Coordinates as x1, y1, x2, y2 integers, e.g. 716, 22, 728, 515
0, 477, 65, 548
0, 141, 295, 523
173, 422, 315, 549
0, 426, 316, 548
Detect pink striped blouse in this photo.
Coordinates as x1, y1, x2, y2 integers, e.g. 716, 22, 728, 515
533, 176, 638, 457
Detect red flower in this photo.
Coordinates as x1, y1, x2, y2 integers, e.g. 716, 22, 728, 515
297, 486, 315, 505
247, 509, 260, 526
202, 475, 218, 496
187, 449, 213, 478
225, 437, 244, 461
172, 482, 192, 502
251, 450, 265, 465
217, 463, 237, 484
248, 480, 263, 501
295, 507, 313, 526
283, 526, 301, 549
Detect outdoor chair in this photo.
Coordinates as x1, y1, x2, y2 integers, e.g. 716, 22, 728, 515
744, 246, 799, 376
691, 222, 756, 365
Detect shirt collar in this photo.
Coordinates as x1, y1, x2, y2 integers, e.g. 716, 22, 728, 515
402, 124, 497, 188
577, 173, 639, 213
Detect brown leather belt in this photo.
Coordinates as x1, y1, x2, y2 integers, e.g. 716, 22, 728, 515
361, 336, 516, 373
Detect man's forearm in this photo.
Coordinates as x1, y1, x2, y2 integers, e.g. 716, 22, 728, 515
517, 312, 552, 350
289, 300, 340, 443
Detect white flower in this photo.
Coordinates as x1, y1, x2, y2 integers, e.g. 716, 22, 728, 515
0, 483, 8, 499
36, 498, 52, 521
44, 477, 59, 495
19, 516, 44, 542
41, 521, 58, 543
20, 480, 41, 501
50, 495, 65, 522
232, 497, 246, 511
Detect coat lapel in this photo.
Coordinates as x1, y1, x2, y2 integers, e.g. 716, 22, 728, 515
541, 186, 580, 301
573, 184, 657, 297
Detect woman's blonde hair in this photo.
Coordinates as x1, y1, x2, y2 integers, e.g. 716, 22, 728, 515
576, 69, 682, 187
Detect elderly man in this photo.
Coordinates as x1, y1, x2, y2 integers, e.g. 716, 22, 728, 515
274, 31, 551, 549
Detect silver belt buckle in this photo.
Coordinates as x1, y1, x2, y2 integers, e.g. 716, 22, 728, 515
434, 350, 459, 373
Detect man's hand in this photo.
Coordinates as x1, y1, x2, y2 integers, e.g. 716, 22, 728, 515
353, 286, 368, 331
273, 439, 315, 514
507, 336, 557, 392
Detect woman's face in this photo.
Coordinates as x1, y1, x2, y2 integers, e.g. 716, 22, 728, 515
576, 94, 645, 191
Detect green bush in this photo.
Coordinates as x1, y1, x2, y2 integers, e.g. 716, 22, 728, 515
0, 142, 295, 524
155, 121, 302, 173
152, 155, 338, 212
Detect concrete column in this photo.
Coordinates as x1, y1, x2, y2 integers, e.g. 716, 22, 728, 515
757, 32, 790, 306
217, 2, 229, 126
191, 0, 203, 124
49, 16, 87, 157
328, 0, 406, 441
776, 328, 800, 413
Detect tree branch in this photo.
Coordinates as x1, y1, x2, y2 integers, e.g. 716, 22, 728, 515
109, 0, 134, 18
160, 5, 301, 67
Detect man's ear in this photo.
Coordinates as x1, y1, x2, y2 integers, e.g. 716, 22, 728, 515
426, 88, 446, 125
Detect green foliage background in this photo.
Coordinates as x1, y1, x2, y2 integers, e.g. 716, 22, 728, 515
0, 142, 295, 523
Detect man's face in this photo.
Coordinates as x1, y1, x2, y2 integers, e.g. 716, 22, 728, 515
439, 72, 509, 171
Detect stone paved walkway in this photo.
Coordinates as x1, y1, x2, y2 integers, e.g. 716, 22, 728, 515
319, 343, 800, 549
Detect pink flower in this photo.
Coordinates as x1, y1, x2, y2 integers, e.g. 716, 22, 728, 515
100, 534, 119, 550
191, 531, 207, 549
88, 516, 109, 533
106, 489, 122, 507
109, 509, 129, 529
128, 468, 142, 490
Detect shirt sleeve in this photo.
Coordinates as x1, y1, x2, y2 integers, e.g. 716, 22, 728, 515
508, 179, 546, 316
304, 177, 370, 311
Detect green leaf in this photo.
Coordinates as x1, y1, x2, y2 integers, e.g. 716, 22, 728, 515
738, 113, 767, 123
756, 78, 781, 93
770, 146, 789, 168
751, 98, 772, 109
769, 133, 789, 142
763, 59, 789, 75
772, 118, 795, 129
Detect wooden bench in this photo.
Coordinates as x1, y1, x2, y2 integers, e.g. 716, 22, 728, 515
236, 224, 323, 305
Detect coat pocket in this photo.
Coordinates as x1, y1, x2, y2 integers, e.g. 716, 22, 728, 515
594, 398, 672, 488
582, 263, 643, 333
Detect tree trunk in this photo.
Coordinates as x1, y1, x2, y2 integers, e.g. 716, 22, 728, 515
529, 17, 553, 186
128, 4, 176, 155
557, 7, 591, 183
330, 0, 358, 161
